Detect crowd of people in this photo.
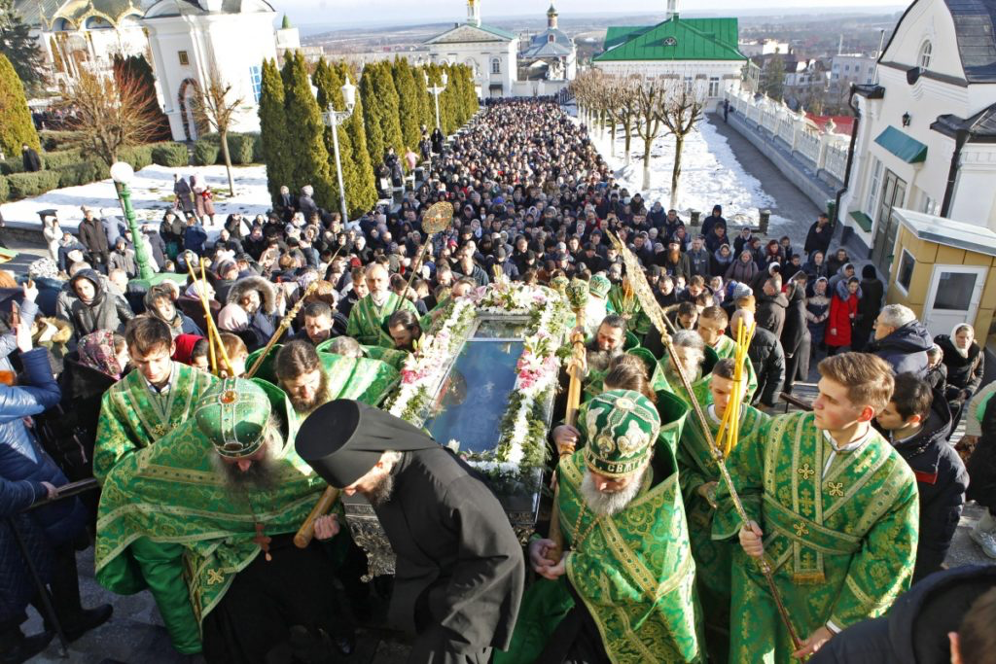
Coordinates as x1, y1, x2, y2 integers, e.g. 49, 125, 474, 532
0, 98, 993, 664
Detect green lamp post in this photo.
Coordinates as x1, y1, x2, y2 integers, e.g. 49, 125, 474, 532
111, 161, 186, 288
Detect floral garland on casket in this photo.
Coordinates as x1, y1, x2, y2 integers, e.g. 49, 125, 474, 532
383, 279, 570, 483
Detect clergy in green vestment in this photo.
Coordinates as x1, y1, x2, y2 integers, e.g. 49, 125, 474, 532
696, 306, 758, 403
712, 353, 919, 662
95, 377, 352, 659
652, 329, 718, 402
272, 339, 399, 417
608, 279, 652, 339
345, 263, 417, 348
317, 336, 409, 371
93, 316, 217, 483
677, 358, 769, 664
499, 390, 704, 664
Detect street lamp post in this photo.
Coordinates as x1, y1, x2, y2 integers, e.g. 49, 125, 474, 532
425, 71, 448, 130
318, 76, 357, 223
110, 161, 153, 281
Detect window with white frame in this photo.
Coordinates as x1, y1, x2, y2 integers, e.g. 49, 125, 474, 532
683, 76, 693, 94
249, 65, 262, 103
918, 40, 932, 69
708, 77, 720, 96
865, 157, 883, 217
491, 58, 501, 74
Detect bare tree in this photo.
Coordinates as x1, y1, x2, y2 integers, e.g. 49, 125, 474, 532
633, 76, 667, 191
657, 79, 706, 209
193, 62, 246, 196
60, 68, 162, 168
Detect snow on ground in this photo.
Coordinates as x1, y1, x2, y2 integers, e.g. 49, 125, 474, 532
0, 163, 272, 233
585, 115, 775, 226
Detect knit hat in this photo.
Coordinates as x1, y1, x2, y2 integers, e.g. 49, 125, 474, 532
589, 274, 611, 299
28, 258, 59, 280
579, 390, 660, 477
195, 378, 272, 459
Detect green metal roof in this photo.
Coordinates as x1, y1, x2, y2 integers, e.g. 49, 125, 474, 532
477, 23, 517, 40
595, 16, 746, 62
874, 126, 928, 163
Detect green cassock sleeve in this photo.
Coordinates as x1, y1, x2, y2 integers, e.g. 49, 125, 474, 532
92, 388, 135, 484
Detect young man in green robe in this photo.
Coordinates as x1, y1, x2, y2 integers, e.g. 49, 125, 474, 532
93, 316, 217, 482
95, 378, 352, 659
713, 353, 919, 662
677, 358, 769, 664
697, 306, 758, 402
345, 263, 417, 347
501, 390, 704, 663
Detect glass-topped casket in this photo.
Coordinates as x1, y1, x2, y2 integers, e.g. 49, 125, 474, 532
342, 284, 569, 578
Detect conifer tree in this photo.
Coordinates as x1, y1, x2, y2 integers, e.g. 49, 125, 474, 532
0, 0, 45, 91
282, 52, 337, 211
258, 58, 292, 205
336, 61, 377, 215
415, 64, 433, 132
374, 61, 404, 162
0, 52, 39, 158
392, 57, 421, 156
359, 63, 385, 174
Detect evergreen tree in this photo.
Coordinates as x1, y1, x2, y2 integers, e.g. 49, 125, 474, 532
258, 58, 292, 205
392, 57, 421, 157
282, 52, 337, 211
761, 53, 786, 102
415, 64, 433, 133
113, 54, 171, 141
0, 52, 38, 158
373, 61, 404, 163
336, 61, 377, 215
359, 62, 385, 175
0, 0, 45, 91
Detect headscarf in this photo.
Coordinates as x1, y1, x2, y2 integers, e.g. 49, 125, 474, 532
185, 280, 211, 299
950, 324, 973, 358
28, 258, 60, 280
172, 333, 204, 364
78, 330, 123, 380
218, 303, 248, 332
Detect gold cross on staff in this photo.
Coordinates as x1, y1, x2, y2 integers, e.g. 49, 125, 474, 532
254, 522, 273, 562
798, 463, 816, 480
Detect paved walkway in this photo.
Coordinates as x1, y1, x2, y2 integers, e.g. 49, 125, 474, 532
705, 115, 823, 245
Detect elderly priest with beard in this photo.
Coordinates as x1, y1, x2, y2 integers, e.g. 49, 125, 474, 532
295, 399, 525, 664
94, 378, 354, 661
497, 390, 703, 664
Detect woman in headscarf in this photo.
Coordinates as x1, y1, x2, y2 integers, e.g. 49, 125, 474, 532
825, 277, 861, 355
935, 324, 985, 428
725, 249, 757, 283
176, 279, 219, 336
711, 243, 734, 277
805, 277, 831, 354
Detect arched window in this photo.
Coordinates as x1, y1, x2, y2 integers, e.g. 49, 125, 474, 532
491, 58, 501, 74
918, 40, 932, 69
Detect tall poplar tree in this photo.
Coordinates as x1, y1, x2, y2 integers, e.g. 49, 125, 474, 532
374, 61, 404, 161
0, 52, 38, 158
359, 62, 385, 173
282, 52, 337, 211
258, 58, 292, 205
0, 0, 45, 91
336, 61, 377, 215
414, 64, 433, 135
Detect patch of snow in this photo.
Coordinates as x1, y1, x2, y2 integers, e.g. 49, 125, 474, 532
0, 163, 272, 235
587, 116, 775, 224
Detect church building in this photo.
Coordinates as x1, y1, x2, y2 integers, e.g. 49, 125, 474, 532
520, 3, 576, 84
425, 1, 519, 98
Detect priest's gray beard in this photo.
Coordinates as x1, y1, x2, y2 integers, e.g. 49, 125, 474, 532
370, 290, 389, 307
580, 465, 648, 517
586, 344, 624, 373
664, 359, 702, 388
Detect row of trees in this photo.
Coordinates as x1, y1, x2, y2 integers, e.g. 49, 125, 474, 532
258, 55, 478, 218
571, 69, 706, 208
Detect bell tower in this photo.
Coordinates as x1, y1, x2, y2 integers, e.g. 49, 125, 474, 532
467, 0, 481, 27
547, 2, 558, 29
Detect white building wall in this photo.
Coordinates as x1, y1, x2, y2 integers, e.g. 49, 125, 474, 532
428, 38, 518, 97
594, 59, 744, 109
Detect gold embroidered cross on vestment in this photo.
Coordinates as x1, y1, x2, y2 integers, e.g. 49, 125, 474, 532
798, 463, 816, 480
826, 482, 844, 497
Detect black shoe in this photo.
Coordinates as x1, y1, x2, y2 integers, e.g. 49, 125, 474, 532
61, 604, 113, 642
1, 630, 54, 664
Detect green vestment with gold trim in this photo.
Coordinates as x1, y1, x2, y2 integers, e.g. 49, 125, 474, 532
346, 292, 417, 348
712, 412, 919, 663
677, 403, 768, 662
94, 381, 332, 654
320, 352, 400, 405
93, 363, 218, 483
607, 286, 651, 337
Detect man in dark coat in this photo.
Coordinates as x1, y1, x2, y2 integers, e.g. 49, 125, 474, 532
875, 374, 968, 581
808, 564, 994, 664
780, 278, 811, 394
803, 213, 833, 259
701, 204, 726, 239
78, 207, 110, 272
732, 309, 785, 408
853, 265, 884, 351
21, 144, 42, 172
867, 304, 933, 378
755, 276, 788, 339
297, 400, 525, 664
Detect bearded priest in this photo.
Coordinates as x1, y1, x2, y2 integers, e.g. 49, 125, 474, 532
296, 400, 524, 664
499, 390, 704, 664
346, 263, 417, 347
